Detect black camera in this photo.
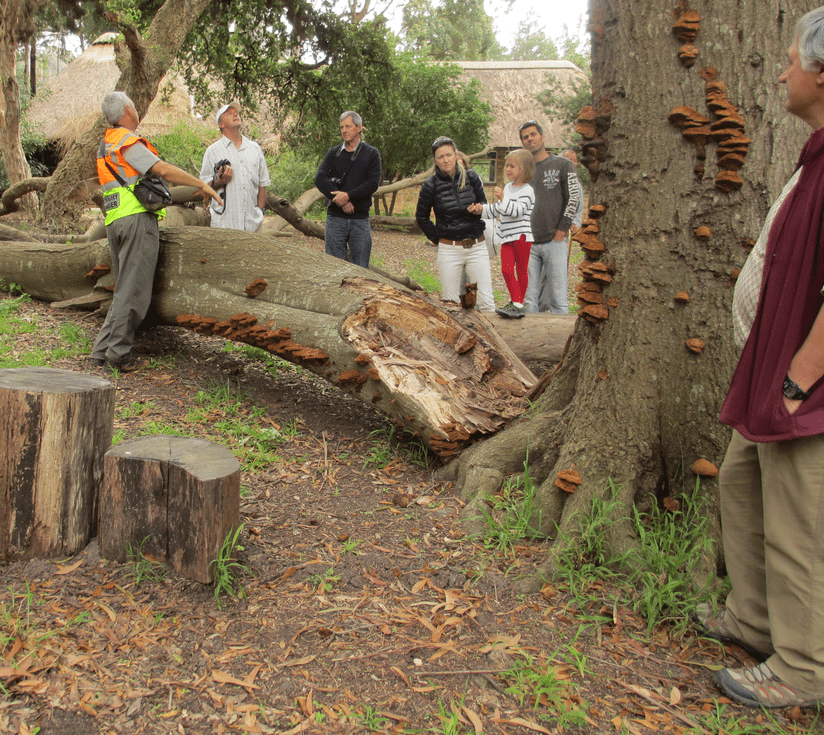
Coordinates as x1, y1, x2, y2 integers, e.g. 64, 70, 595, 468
214, 159, 231, 178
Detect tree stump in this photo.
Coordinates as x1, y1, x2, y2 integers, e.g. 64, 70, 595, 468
100, 436, 240, 584
0, 367, 114, 560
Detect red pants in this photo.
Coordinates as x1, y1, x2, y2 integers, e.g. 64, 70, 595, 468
500, 234, 532, 303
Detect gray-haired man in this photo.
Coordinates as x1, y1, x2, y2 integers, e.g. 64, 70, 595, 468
314, 111, 382, 268
91, 92, 221, 372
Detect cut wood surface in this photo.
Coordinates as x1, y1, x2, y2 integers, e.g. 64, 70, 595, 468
100, 435, 240, 584
0, 228, 537, 458
0, 367, 114, 559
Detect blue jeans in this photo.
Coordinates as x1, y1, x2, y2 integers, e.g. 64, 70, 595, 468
324, 216, 372, 268
524, 239, 568, 314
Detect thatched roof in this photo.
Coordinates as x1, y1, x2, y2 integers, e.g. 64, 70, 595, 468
27, 33, 209, 151
454, 60, 587, 150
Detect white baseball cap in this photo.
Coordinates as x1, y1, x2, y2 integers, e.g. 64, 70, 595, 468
216, 102, 241, 127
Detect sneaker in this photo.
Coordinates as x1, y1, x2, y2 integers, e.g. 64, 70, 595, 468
715, 662, 823, 708
495, 302, 526, 319
692, 603, 770, 661
107, 355, 150, 374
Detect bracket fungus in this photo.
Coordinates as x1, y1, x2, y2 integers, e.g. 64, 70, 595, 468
686, 337, 706, 354
715, 170, 744, 193
555, 469, 583, 494
672, 8, 700, 43
678, 43, 699, 67
691, 458, 719, 477
244, 278, 268, 298
674, 291, 690, 303
85, 264, 111, 282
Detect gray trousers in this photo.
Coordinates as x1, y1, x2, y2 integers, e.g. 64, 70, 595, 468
92, 212, 159, 364
720, 429, 824, 694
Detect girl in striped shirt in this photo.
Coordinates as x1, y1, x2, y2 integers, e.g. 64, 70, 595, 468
471, 149, 535, 318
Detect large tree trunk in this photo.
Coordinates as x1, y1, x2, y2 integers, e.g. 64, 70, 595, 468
440, 0, 811, 586
0, 228, 535, 458
0, 0, 42, 215
40, 0, 212, 222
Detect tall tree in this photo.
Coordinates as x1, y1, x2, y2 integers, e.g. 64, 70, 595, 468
400, 0, 503, 60
442, 0, 810, 585
0, 0, 47, 214
302, 54, 493, 180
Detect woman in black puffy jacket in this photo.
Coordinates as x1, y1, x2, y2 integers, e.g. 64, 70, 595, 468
415, 136, 494, 311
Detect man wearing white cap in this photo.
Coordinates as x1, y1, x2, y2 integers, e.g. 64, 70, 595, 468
200, 102, 271, 231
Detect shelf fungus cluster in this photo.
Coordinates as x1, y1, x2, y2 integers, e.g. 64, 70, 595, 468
572, 204, 615, 324
576, 101, 613, 181
176, 312, 330, 366
668, 4, 749, 190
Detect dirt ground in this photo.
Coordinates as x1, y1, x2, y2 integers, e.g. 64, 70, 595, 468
0, 227, 819, 734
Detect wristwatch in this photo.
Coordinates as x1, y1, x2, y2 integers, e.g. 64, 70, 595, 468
783, 375, 813, 401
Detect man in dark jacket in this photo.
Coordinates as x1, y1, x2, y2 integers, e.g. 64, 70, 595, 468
314, 112, 382, 268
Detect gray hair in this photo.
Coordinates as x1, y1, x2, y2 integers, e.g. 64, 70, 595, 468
339, 111, 362, 126
101, 91, 134, 126
795, 7, 824, 71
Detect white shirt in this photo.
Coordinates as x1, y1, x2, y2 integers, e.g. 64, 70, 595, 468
200, 135, 271, 231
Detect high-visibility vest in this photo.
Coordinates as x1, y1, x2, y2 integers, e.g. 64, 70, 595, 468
97, 127, 164, 225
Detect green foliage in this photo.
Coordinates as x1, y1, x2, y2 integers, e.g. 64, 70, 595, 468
127, 536, 167, 586
501, 654, 589, 727
480, 452, 547, 556
628, 479, 718, 634
507, 18, 561, 61
553, 479, 723, 634
151, 121, 217, 175
210, 524, 251, 609
354, 704, 388, 732
406, 256, 442, 292
362, 424, 433, 471
401, 0, 503, 61
267, 147, 318, 203
308, 567, 339, 593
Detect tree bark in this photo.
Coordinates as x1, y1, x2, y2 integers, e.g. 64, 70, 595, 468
0, 367, 114, 560
100, 436, 240, 584
439, 0, 811, 586
40, 0, 212, 222
0, 227, 536, 458
0, 0, 42, 215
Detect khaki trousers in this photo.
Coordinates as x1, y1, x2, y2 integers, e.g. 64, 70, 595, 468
720, 430, 824, 694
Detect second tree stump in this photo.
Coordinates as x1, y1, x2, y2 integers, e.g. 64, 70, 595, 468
100, 435, 240, 583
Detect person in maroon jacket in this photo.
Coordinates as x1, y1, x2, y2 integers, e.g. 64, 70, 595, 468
700, 6, 824, 709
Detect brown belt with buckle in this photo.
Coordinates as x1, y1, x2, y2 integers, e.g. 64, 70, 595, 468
439, 236, 485, 249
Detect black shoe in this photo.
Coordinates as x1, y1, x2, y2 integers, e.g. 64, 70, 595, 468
107, 356, 150, 373
89, 356, 106, 367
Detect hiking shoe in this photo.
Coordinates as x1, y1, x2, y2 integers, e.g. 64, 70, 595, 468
495, 302, 526, 319
692, 603, 769, 661
715, 662, 823, 708
89, 356, 106, 367
107, 355, 149, 374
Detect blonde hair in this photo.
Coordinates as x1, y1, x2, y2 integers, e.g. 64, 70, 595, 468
506, 149, 535, 184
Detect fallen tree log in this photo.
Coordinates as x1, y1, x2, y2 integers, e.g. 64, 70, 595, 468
0, 228, 536, 459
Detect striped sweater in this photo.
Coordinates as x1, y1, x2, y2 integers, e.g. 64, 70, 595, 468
481, 182, 535, 245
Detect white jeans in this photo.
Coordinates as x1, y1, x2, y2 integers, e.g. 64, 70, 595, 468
437, 242, 495, 311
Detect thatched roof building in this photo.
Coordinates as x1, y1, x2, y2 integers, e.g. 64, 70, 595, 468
27, 33, 210, 153
446, 60, 587, 184
454, 60, 587, 150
